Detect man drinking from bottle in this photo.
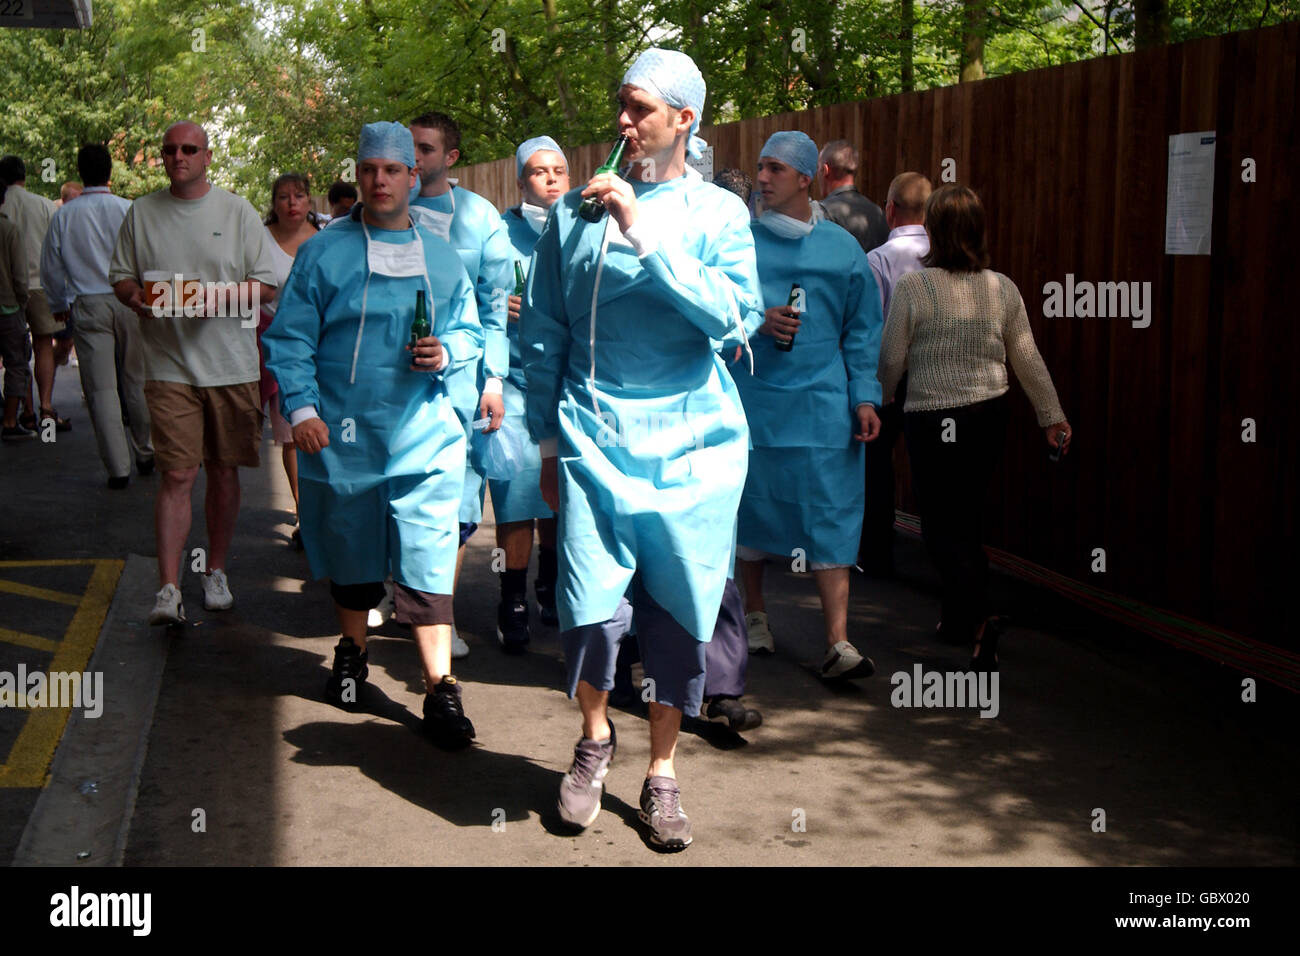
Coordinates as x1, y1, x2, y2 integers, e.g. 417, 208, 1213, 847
520, 48, 763, 850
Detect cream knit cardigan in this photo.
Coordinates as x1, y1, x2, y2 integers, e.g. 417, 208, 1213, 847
877, 267, 1065, 427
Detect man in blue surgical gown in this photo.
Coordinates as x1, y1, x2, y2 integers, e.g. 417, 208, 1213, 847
264, 121, 484, 748
731, 130, 884, 681
521, 49, 763, 850
409, 111, 513, 660
492, 135, 569, 652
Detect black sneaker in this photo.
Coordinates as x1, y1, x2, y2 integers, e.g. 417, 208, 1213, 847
496, 596, 530, 654
422, 676, 475, 748
1, 423, 36, 442
107, 475, 130, 490
136, 457, 155, 476
704, 696, 763, 733
535, 580, 559, 626
324, 637, 369, 707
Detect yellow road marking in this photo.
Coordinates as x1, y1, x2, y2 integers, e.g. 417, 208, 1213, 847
0, 628, 60, 653
0, 560, 123, 788
0, 578, 81, 606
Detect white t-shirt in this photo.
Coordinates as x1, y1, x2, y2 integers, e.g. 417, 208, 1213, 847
109, 185, 278, 386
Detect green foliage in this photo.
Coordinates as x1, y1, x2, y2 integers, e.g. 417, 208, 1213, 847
0, 0, 1294, 205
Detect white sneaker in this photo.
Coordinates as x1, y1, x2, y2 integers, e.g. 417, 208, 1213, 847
148, 584, 186, 626
821, 640, 875, 680
367, 579, 395, 628
746, 611, 775, 655
451, 626, 470, 659
202, 569, 234, 611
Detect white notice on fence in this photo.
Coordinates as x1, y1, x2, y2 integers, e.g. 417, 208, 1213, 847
1165, 131, 1216, 255
686, 146, 714, 183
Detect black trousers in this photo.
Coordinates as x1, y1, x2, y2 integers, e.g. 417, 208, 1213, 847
860, 373, 907, 567
902, 395, 1007, 644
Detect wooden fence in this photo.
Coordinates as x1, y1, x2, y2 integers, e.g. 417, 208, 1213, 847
455, 23, 1299, 646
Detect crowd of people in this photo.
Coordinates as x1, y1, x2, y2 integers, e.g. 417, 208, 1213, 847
0, 47, 1072, 851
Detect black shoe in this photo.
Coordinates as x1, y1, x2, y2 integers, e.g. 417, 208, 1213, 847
496, 596, 530, 654
2, 423, 36, 442
422, 676, 475, 748
324, 637, 369, 707
535, 581, 559, 626
106, 475, 130, 490
704, 696, 763, 733
137, 457, 155, 476
290, 528, 303, 551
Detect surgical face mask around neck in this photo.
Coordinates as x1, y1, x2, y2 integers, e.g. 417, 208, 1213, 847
520, 201, 549, 235
759, 207, 819, 239
363, 220, 426, 277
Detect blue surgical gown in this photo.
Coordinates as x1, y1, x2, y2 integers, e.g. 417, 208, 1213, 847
520, 173, 763, 641
487, 206, 556, 525
732, 218, 883, 565
413, 188, 512, 525
263, 219, 483, 594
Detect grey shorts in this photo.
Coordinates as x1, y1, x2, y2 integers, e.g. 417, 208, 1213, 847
561, 581, 708, 717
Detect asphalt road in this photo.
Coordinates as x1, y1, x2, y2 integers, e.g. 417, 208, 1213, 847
2, 369, 1295, 865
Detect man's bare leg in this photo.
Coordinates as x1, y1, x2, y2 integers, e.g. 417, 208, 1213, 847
336, 606, 368, 649
497, 519, 534, 568
738, 557, 766, 614
32, 334, 55, 414
155, 465, 199, 587
813, 566, 850, 647
204, 462, 240, 572
576, 679, 611, 740
647, 701, 681, 779
413, 622, 452, 686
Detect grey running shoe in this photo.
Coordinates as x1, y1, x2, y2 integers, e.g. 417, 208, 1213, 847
638, 775, 692, 850
557, 721, 616, 829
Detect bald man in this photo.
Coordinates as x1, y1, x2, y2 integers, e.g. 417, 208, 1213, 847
860, 171, 932, 575
110, 120, 278, 627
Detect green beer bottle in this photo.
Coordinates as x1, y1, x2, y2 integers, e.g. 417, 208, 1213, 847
513, 260, 526, 296
775, 282, 800, 352
578, 134, 630, 222
409, 289, 430, 348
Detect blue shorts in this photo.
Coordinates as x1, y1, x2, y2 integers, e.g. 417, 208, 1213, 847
561, 582, 708, 717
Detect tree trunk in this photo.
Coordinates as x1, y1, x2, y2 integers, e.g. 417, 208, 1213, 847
901, 0, 915, 92
1134, 0, 1171, 48
960, 0, 986, 82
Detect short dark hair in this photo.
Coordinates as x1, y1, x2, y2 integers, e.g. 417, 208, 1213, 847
77, 144, 113, 187
410, 112, 461, 154
921, 184, 990, 273
712, 168, 752, 205
327, 181, 357, 205
0, 155, 26, 185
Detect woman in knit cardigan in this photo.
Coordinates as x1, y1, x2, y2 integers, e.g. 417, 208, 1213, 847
877, 185, 1072, 670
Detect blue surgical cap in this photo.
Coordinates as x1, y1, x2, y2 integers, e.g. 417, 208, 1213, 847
515, 136, 568, 179
622, 48, 708, 160
760, 131, 818, 179
357, 121, 415, 169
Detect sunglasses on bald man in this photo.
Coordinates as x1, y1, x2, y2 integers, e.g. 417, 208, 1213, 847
162, 143, 204, 156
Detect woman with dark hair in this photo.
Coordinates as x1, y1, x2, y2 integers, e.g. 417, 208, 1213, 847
261, 173, 322, 548
878, 184, 1072, 670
